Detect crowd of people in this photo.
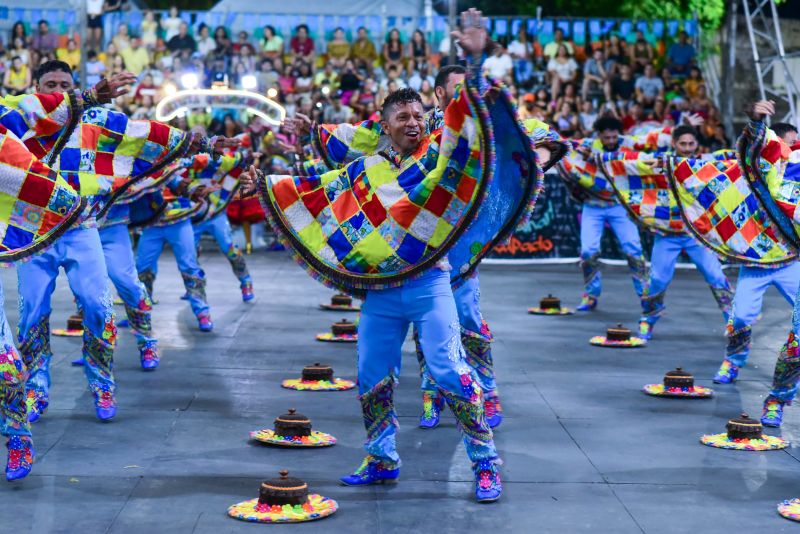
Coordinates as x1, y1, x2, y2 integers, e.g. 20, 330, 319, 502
0, 8, 727, 152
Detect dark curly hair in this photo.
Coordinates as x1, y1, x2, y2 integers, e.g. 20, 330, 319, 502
382, 87, 423, 117
593, 116, 624, 133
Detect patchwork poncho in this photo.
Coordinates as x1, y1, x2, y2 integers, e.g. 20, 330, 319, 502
179, 152, 248, 223
258, 74, 539, 293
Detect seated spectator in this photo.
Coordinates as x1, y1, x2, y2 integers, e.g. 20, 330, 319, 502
131, 94, 155, 120
214, 26, 233, 57
10, 22, 28, 48
161, 6, 183, 43
196, 24, 216, 57
153, 38, 171, 68
339, 59, 363, 101
667, 31, 696, 76
579, 100, 598, 137
120, 37, 150, 75
547, 44, 578, 99
628, 31, 654, 74
294, 61, 313, 94
261, 25, 284, 60
408, 29, 430, 74
231, 61, 248, 89
141, 11, 158, 49
581, 48, 612, 102
109, 54, 126, 76
112, 23, 131, 51
323, 91, 354, 123
419, 78, 435, 110
666, 95, 691, 124
484, 45, 513, 82
437, 24, 464, 66
349, 76, 377, 117
327, 28, 350, 69
56, 39, 81, 70
556, 82, 580, 112
278, 64, 296, 95
407, 68, 433, 92
134, 73, 158, 104
351, 27, 377, 74
622, 102, 645, 132
232, 31, 251, 54
534, 88, 551, 120
104, 42, 120, 71
9, 37, 29, 67
383, 29, 406, 75
543, 28, 573, 61
3, 56, 30, 95
168, 23, 197, 55
646, 98, 667, 122
690, 84, 713, 118
379, 64, 406, 91
289, 24, 315, 66
611, 64, 636, 107
554, 102, 579, 138
31, 20, 58, 57
85, 50, 106, 86
634, 63, 664, 108
239, 43, 258, 72
508, 25, 534, 86
518, 93, 537, 120
257, 59, 279, 91
603, 34, 626, 74
683, 66, 705, 100
313, 61, 339, 89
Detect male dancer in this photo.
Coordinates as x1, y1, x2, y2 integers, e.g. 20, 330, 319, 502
31, 61, 161, 371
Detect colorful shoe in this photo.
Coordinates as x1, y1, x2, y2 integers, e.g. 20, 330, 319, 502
139, 343, 160, 371
25, 388, 48, 423
71, 357, 84, 366
5, 436, 34, 481
638, 320, 654, 341
761, 397, 785, 428
473, 459, 502, 503
419, 391, 444, 429
713, 359, 739, 384
93, 386, 117, 421
484, 396, 503, 429
241, 281, 255, 302
576, 295, 598, 312
197, 314, 214, 332
340, 456, 400, 486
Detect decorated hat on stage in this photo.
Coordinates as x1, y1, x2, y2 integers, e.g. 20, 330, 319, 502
589, 324, 646, 348
250, 408, 337, 447
700, 413, 788, 451
528, 294, 574, 315
316, 318, 358, 343
281, 363, 355, 391
778, 498, 800, 522
643, 368, 714, 398
227, 470, 338, 524
319, 293, 360, 312
52, 314, 84, 337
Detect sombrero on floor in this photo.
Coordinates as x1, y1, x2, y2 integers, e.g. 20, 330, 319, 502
52, 314, 84, 337
778, 498, 800, 522
590, 324, 646, 348
319, 293, 360, 312
281, 363, 355, 391
700, 413, 788, 451
316, 319, 357, 343
250, 408, 337, 447
528, 294, 574, 315
227, 470, 338, 524
643, 368, 714, 398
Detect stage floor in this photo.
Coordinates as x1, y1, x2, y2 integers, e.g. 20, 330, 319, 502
3, 250, 799, 533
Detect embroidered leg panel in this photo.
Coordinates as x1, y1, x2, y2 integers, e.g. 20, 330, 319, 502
725, 325, 752, 368
82, 321, 116, 399
358, 375, 401, 467
769, 332, 800, 402
626, 253, 649, 298
580, 252, 601, 298
0, 344, 30, 438
138, 270, 156, 300
711, 285, 734, 323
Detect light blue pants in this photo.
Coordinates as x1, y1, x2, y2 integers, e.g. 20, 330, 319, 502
0, 279, 30, 438
136, 219, 209, 318
579, 203, 647, 298
357, 269, 496, 466
419, 274, 496, 394
726, 263, 800, 369
17, 227, 116, 400
641, 234, 732, 326
193, 215, 251, 288
99, 224, 156, 348
770, 284, 800, 402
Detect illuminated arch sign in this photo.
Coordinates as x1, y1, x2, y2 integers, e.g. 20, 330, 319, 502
155, 89, 285, 125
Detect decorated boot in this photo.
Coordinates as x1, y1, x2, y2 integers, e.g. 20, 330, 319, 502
576, 294, 598, 312
713, 359, 739, 384
419, 391, 444, 429
139, 341, 160, 371
241, 279, 255, 302
91, 382, 116, 421
340, 455, 400, 486
5, 436, 34, 481
484, 393, 503, 429
761, 396, 786, 428
473, 459, 502, 503
198, 313, 214, 332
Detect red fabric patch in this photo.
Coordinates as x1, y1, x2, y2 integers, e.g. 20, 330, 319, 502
272, 180, 300, 211
95, 152, 114, 176
455, 176, 477, 203
40, 210, 63, 233
362, 196, 387, 227
147, 122, 170, 146
424, 186, 452, 217
18, 173, 55, 208
300, 188, 328, 217
389, 197, 421, 229
715, 216, 737, 241
694, 213, 712, 234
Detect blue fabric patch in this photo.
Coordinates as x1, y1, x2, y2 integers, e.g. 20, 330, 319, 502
396, 232, 426, 263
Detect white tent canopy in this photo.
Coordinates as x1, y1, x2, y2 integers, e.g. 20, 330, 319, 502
210, 0, 424, 17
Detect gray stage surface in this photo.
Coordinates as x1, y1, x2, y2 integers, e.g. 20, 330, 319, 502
2, 250, 799, 533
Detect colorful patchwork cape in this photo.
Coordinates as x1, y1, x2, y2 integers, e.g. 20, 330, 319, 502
737, 120, 800, 250
177, 152, 247, 223
259, 77, 538, 293
667, 155, 797, 265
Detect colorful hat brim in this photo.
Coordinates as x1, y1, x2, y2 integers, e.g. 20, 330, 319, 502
528, 307, 574, 315
589, 336, 646, 348
250, 429, 337, 447
643, 384, 714, 398
315, 332, 357, 343
700, 433, 788, 450
778, 498, 800, 522
281, 378, 356, 391
319, 304, 361, 312
227, 495, 338, 523
52, 328, 84, 337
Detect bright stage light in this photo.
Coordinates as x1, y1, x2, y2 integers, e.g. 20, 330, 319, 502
267, 87, 278, 99
162, 82, 178, 96
181, 73, 199, 90
241, 75, 258, 90
321, 86, 331, 95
